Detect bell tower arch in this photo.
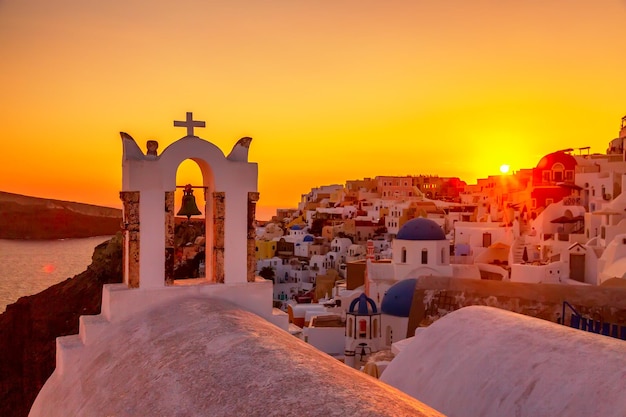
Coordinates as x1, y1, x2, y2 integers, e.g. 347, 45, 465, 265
120, 112, 258, 289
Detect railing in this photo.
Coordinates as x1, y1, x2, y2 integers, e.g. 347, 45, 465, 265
559, 301, 626, 340
563, 196, 582, 206
556, 233, 569, 242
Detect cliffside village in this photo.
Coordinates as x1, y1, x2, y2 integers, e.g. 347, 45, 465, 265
256, 116, 626, 301
31, 113, 626, 417
246, 116, 626, 364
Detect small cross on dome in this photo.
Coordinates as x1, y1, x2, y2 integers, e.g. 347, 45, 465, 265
174, 112, 206, 137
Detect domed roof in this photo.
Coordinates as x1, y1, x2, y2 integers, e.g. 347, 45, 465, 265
381, 279, 418, 317
290, 225, 302, 230
397, 218, 446, 241
303, 235, 314, 242
30, 298, 435, 417
348, 293, 378, 315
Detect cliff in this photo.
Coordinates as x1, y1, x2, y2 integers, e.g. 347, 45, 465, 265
0, 191, 122, 239
0, 234, 123, 417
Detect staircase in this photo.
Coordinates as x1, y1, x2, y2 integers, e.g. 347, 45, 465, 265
54, 282, 289, 377
511, 235, 526, 264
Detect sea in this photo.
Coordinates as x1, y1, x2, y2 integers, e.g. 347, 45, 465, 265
0, 236, 113, 313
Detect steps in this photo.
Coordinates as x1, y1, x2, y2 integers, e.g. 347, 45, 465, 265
53, 281, 289, 378
55, 334, 84, 376
511, 235, 526, 264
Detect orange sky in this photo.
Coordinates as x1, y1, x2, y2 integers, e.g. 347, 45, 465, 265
1, 1, 625, 220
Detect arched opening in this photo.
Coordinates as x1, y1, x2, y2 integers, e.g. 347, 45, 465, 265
167, 159, 212, 285
359, 318, 367, 338
401, 247, 407, 263
552, 163, 564, 182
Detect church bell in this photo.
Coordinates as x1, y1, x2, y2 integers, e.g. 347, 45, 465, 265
177, 184, 202, 220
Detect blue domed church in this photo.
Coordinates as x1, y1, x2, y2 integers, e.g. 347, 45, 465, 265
392, 218, 453, 281
365, 218, 480, 347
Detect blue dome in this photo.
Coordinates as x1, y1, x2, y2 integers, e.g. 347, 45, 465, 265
303, 235, 314, 242
397, 218, 445, 241
290, 225, 302, 230
348, 293, 378, 315
381, 279, 418, 317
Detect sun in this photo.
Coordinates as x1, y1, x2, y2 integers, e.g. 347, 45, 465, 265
499, 164, 510, 174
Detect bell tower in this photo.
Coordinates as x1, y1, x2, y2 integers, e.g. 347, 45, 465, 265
119, 112, 259, 288
344, 293, 382, 369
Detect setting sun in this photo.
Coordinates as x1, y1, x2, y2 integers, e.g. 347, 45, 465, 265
500, 164, 510, 174
0, 1, 625, 218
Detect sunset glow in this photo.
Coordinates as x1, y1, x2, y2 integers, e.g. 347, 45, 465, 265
1, 1, 625, 220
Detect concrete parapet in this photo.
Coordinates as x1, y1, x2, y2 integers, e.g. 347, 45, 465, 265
55, 335, 83, 376
100, 280, 275, 324
410, 276, 626, 333
78, 315, 110, 346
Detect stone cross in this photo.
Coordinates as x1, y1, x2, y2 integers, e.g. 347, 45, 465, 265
174, 112, 206, 137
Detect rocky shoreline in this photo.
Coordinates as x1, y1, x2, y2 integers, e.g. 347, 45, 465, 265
0, 234, 123, 417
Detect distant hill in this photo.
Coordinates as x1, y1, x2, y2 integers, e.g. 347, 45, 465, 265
0, 191, 122, 239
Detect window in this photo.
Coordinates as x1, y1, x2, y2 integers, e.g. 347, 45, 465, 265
552, 163, 564, 182
386, 326, 393, 346
401, 247, 407, 263
421, 248, 428, 264
358, 319, 367, 339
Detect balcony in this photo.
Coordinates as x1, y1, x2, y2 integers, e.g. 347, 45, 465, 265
563, 196, 582, 206
450, 255, 474, 265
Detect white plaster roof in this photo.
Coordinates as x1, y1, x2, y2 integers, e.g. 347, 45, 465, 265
31, 298, 442, 417
381, 306, 626, 417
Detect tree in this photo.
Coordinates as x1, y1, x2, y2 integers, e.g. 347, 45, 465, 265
259, 266, 276, 283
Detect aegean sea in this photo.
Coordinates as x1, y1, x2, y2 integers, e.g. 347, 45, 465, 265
0, 236, 112, 313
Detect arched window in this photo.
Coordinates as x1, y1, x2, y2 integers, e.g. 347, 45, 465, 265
421, 248, 428, 264
441, 247, 445, 264
401, 247, 407, 263
552, 163, 564, 182
373, 318, 379, 338
386, 325, 393, 346
359, 319, 367, 339
347, 317, 353, 338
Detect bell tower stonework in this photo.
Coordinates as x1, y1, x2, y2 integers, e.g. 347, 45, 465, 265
119, 112, 258, 288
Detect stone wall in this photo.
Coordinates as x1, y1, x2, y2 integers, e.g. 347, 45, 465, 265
212, 192, 225, 283
164, 191, 175, 285
247, 192, 259, 282
119, 191, 140, 288
408, 276, 626, 336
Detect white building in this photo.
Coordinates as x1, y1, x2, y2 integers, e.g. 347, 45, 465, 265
367, 218, 480, 313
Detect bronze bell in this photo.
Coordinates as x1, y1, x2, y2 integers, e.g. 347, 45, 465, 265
177, 184, 202, 220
